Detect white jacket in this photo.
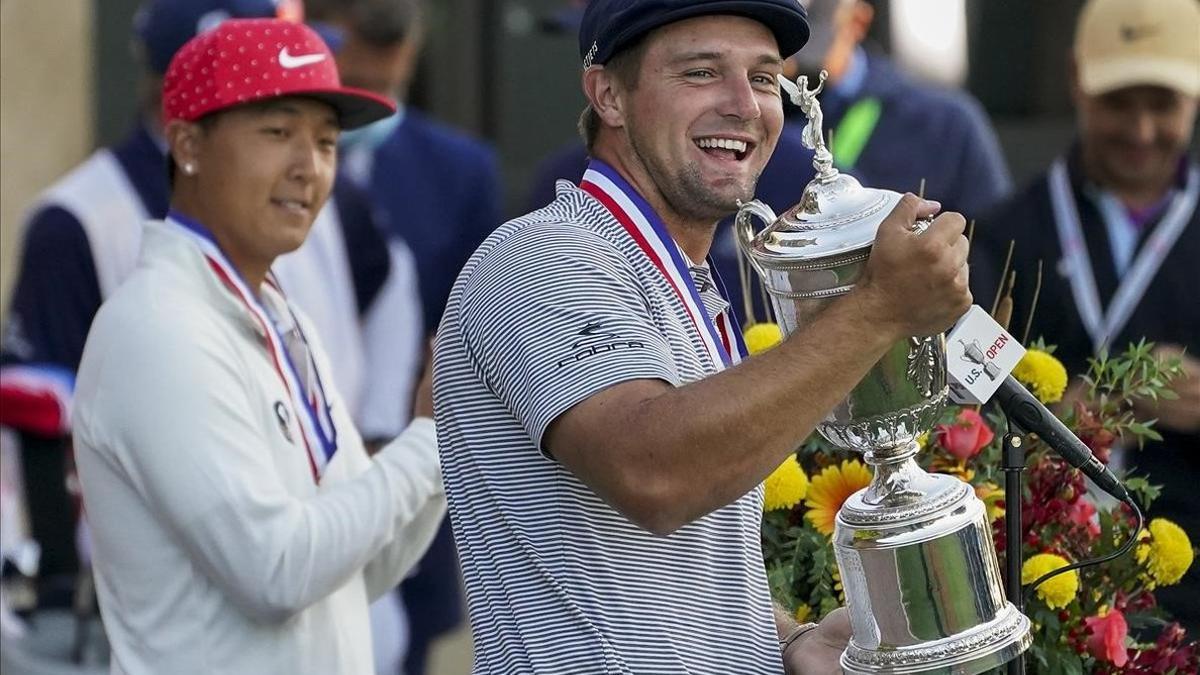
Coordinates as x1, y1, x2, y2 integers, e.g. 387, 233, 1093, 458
73, 220, 445, 675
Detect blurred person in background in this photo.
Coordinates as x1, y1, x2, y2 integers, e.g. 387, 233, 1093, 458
526, 0, 1011, 327
784, 0, 1011, 217
305, 1, 504, 670
308, 0, 504, 339
72, 18, 444, 674
0, 1, 426, 670
971, 0, 1199, 631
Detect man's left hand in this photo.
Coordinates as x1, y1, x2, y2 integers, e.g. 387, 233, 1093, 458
783, 607, 852, 675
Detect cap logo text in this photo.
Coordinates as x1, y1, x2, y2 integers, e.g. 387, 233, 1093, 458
583, 41, 599, 69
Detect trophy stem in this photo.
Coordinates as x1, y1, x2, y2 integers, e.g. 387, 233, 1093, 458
860, 441, 926, 507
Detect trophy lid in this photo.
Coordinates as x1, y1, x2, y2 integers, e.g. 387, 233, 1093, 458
744, 72, 904, 268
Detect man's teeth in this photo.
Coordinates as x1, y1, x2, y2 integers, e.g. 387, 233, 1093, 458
278, 199, 306, 210
696, 138, 748, 153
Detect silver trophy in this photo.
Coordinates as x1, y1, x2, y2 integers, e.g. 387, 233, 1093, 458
736, 72, 1031, 674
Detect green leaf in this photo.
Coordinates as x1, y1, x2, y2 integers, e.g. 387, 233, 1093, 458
817, 594, 840, 618
1111, 360, 1132, 380
1059, 651, 1086, 675
1127, 421, 1152, 435
766, 563, 795, 608
1123, 476, 1162, 510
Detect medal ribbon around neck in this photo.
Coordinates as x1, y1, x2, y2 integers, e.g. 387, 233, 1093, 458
1049, 158, 1199, 352
168, 212, 339, 482
580, 161, 747, 370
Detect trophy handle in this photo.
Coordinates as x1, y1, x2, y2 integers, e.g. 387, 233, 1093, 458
734, 199, 777, 277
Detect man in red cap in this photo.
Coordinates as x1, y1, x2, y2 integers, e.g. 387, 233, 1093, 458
71, 19, 445, 674
0, 5, 427, 641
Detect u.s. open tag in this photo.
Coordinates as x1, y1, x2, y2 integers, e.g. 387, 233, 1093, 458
945, 305, 1027, 404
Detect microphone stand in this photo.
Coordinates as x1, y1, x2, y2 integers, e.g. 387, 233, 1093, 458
1002, 417, 1028, 675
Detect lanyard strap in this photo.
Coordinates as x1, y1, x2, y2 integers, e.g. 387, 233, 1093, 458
832, 97, 882, 172
1048, 159, 1198, 352
1092, 188, 1141, 275
579, 161, 746, 371
168, 212, 339, 482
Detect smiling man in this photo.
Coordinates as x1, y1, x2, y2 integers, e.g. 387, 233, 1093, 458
434, 1, 976, 673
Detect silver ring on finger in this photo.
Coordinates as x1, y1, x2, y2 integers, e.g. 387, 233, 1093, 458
909, 217, 932, 235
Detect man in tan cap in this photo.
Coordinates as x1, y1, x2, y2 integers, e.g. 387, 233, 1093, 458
972, 0, 1200, 630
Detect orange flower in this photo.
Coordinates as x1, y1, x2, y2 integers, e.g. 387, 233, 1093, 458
804, 460, 873, 536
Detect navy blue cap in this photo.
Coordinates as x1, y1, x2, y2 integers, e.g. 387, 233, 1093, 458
579, 0, 810, 68
134, 0, 303, 74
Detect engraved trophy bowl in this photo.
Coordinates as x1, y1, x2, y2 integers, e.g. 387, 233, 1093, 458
735, 72, 1031, 674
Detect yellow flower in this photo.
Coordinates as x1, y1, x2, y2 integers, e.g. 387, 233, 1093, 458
764, 455, 809, 511
794, 603, 812, 624
1021, 553, 1078, 610
744, 322, 784, 355
804, 460, 872, 536
1136, 518, 1194, 587
1012, 349, 1068, 404
974, 482, 1005, 522
933, 459, 975, 483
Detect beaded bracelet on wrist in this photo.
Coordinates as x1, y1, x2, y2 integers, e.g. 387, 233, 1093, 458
779, 621, 819, 654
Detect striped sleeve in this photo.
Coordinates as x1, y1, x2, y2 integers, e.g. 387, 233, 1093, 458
456, 221, 678, 450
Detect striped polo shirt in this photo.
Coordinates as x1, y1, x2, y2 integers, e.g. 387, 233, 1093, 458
433, 162, 781, 674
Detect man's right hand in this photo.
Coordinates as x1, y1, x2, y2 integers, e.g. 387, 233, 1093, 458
854, 193, 973, 339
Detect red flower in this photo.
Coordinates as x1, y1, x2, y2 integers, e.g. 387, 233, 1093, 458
1074, 402, 1117, 463
935, 409, 995, 461
1085, 609, 1129, 667
1067, 497, 1101, 537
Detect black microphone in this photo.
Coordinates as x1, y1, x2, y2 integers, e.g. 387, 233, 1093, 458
992, 374, 1130, 503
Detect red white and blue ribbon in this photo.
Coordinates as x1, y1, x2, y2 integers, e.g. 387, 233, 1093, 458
168, 212, 338, 482
1049, 159, 1198, 352
580, 161, 747, 370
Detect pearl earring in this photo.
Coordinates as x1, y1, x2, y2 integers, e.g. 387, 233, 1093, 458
183, 162, 196, 175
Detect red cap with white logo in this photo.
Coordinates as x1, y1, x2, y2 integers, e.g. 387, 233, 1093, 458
162, 17, 396, 129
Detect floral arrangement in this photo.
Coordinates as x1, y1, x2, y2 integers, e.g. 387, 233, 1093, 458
751, 321, 1197, 673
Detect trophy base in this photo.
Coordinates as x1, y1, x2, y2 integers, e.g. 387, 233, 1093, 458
834, 468, 1032, 675
840, 602, 1032, 675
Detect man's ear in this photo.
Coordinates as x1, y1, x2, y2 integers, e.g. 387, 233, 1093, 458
165, 119, 204, 175
583, 65, 626, 129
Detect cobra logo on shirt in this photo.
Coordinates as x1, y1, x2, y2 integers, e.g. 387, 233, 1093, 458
556, 320, 646, 368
